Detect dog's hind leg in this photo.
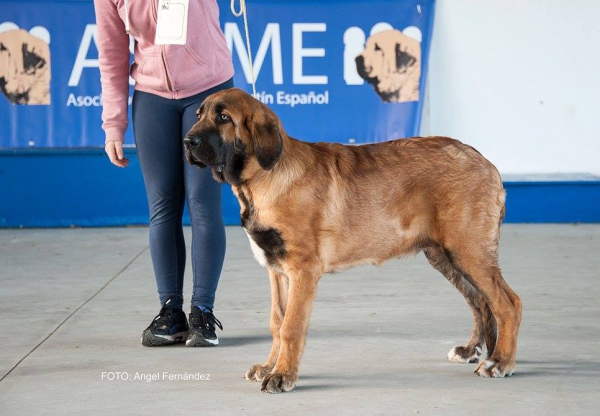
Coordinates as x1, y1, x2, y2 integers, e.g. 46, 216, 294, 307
481, 297, 498, 357
245, 269, 288, 382
445, 245, 522, 378
423, 245, 490, 364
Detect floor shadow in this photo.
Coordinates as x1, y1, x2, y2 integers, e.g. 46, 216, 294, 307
219, 335, 272, 347
513, 359, 600, 378
293, 383, 342, 392
297, 374, 342, 381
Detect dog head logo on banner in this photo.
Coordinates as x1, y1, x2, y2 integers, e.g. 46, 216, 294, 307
0, 22, 51, 105
353, 24, 422, 103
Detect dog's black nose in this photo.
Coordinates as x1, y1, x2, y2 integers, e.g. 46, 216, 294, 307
184, 135, 200, 146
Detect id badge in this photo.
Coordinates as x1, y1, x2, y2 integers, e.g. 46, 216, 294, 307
155, 0, 189, 45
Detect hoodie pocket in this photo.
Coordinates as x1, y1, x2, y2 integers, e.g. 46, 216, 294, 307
163, 45, 212, 91
137, 53, 169, 92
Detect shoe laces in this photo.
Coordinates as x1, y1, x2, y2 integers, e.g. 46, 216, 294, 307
151, 306, 178, 329
191, 310, 223, 331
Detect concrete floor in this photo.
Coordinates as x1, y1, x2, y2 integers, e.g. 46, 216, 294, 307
0, 224, 599, 414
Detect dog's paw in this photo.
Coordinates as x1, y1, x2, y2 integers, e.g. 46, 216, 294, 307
474, 358, 515, 378
245, 364, 272, 382
447, 345, 483, 364
261, 372, 297, 394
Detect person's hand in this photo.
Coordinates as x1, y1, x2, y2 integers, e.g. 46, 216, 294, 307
105, 140, 130, 168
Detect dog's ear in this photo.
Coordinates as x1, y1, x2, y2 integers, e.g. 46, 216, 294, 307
395, 43, 416, 71
248, 106, 283, 171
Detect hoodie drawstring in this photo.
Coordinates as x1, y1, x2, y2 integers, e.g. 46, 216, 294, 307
124, 0, 130, 34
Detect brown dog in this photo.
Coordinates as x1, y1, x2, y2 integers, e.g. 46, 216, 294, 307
184, 88, 522, 393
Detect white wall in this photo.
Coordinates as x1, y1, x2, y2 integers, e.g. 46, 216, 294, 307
425, 0, 600, 175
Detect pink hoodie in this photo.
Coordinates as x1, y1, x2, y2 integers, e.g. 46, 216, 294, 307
93, 0, 235, 143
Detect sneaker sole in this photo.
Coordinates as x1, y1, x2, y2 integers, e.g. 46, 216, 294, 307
141, 330, 189, 347
185, 333, 219, 347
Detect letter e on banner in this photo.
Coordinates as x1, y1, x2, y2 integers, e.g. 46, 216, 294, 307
292, 23, 327, 85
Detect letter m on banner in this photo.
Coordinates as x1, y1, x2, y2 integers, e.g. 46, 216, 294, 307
224, 22, 283, 85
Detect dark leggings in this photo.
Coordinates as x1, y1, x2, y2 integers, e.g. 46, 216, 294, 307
132, 79, 233, 311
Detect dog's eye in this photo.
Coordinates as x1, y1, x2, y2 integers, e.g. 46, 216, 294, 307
218, 113, 230, 123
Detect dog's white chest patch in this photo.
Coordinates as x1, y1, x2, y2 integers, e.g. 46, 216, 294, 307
244, 229, 267, 267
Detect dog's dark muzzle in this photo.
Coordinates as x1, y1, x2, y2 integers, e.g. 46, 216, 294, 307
184, 130, 224, 170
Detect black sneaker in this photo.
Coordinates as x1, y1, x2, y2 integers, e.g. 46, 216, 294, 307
186, 306, 223, 347
141, 302, 189, 347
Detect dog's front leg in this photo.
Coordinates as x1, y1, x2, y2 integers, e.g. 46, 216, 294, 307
261, 264, 319, 393
245, 268, 288, 382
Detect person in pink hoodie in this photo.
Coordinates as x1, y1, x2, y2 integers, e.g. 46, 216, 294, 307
93, 0, 235, 347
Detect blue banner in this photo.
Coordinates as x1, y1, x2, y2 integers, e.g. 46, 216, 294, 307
0, 0, 435, 148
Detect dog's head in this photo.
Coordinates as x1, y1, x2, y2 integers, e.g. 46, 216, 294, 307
184, 88, 284, 185
355, 29, 421, 102
0, 27, 51, 105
